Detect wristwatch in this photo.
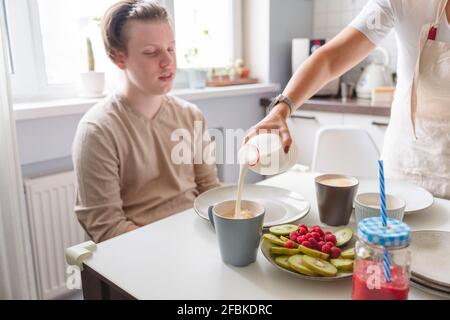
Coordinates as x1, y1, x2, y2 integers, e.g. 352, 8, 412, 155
268, 94, 295, 116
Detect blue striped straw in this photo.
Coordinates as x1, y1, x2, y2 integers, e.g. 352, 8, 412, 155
383, 248, 392, 282
379, 160, 391, 282
378, 160, 387, 227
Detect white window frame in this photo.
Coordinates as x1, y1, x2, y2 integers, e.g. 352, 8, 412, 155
5, 0, 84, 102
5, 0, 242, 103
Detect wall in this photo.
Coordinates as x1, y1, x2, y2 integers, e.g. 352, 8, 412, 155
268, 0, 314, 88
243, 0, 270, 84
313, 0, 398, 72
244, 0, 314, 88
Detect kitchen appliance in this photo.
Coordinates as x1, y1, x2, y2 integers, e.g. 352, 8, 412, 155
356, 47, 394, 99
292, 38, 340, 97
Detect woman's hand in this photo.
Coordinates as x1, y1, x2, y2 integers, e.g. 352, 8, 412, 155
244, 102, 293, 153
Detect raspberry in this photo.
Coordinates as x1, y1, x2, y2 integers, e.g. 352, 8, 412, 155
298, 227, 308, 235
290, 231, 299, 241
304, 233, 312, 239
330, 247, 341, 259
298, 224, 308, 232
324, 231, 333, 236
321, 244, 332, 254
326, 241, 335, 248
308, 238, 318, 247
302, 241, 312, 248
298, 235, 307, 243
311, 232, 321, 241
325, 234, 337, 244
284, 241, 296, 249
313, 228, 325, 237
318, 241, 326, 248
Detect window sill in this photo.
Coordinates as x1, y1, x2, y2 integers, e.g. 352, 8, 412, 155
13, 83, 280, 121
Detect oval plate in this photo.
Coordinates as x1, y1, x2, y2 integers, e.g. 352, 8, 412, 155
260, 235, 356, 281
194, 185, 310, 228
357, 178, 434, 214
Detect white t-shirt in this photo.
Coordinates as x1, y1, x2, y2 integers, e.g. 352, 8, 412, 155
350, 0, 450, 141
350, 0, 450, 158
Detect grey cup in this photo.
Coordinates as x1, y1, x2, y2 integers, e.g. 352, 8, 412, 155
315, 174, 359, 226
208, 200, 265, 267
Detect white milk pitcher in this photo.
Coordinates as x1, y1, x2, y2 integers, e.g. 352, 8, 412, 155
238, 133, 299, 176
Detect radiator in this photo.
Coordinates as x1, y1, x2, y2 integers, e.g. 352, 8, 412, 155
24, 171, 85, 300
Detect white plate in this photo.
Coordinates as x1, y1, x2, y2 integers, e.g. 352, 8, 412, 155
194, 185, 310, 228
356, 178, 434, 214
410, 230, 450, 288
410, 279, 450, 299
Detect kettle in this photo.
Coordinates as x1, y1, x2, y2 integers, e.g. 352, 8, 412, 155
356, 47, 394, 99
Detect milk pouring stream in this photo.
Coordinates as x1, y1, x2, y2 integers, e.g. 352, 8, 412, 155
234, 133, 299, 218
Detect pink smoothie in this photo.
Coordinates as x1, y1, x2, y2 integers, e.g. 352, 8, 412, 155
352, 260, 409, 300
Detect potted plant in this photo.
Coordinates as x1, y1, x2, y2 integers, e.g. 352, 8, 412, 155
79, 37, 105, 98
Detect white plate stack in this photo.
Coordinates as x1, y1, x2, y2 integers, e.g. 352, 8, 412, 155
410, 230, 450, 298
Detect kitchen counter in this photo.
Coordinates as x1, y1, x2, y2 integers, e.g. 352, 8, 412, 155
80, 171, 448, 300
260, 97, 391, 117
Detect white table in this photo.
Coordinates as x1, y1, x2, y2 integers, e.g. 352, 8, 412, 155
82, 172, 450, 300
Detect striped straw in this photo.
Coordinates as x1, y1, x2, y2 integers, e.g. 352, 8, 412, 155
379, 160, 391, 282
383, 248, 392, 282
378, 160, 387, 227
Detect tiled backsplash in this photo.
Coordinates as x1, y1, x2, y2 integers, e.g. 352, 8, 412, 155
313, 0, 397, 73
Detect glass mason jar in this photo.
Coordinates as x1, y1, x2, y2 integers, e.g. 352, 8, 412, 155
352, 217, 411, 300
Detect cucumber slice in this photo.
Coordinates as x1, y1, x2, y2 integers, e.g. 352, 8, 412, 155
263, 233, 286, 246
330, 258, 354, 272
298, 245, 330, 260
302, 255, 338, 277
341, 247, 356, 259
275, 255, 292, 270
287, 255, 317, 276
280, 236, 299, 247
270, 247, 301, 255
269, 224, 298, 236
334, 228, 354, 247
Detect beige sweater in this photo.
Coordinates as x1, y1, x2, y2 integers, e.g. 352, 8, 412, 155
72, 94, 221, 243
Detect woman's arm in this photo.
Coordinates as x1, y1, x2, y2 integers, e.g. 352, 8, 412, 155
245, 27, 376, 152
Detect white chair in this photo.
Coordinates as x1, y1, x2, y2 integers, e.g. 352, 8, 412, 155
311, 126, 381, 178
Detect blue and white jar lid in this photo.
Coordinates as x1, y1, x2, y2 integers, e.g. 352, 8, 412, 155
357, 217, 411, 248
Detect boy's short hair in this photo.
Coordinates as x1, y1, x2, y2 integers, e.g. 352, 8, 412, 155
101, 0, 170, 61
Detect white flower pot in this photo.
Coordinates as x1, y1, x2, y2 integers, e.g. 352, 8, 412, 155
187, 69, 207, 89
79, 72, 106, 98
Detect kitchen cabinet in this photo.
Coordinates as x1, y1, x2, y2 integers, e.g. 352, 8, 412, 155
288, 110, 343, 166
343, 114, 390, 152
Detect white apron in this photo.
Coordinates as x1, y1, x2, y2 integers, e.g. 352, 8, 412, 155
383, 0, 450, 199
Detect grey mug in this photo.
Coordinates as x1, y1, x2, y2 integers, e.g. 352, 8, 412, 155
208, 200, 265, 267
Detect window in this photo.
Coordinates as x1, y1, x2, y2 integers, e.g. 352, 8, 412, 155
172, 0, 241, 69
4, 0, 242, 102
35, 0, 116, 85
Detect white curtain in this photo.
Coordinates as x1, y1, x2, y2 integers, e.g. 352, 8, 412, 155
0, 13, 37, 299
